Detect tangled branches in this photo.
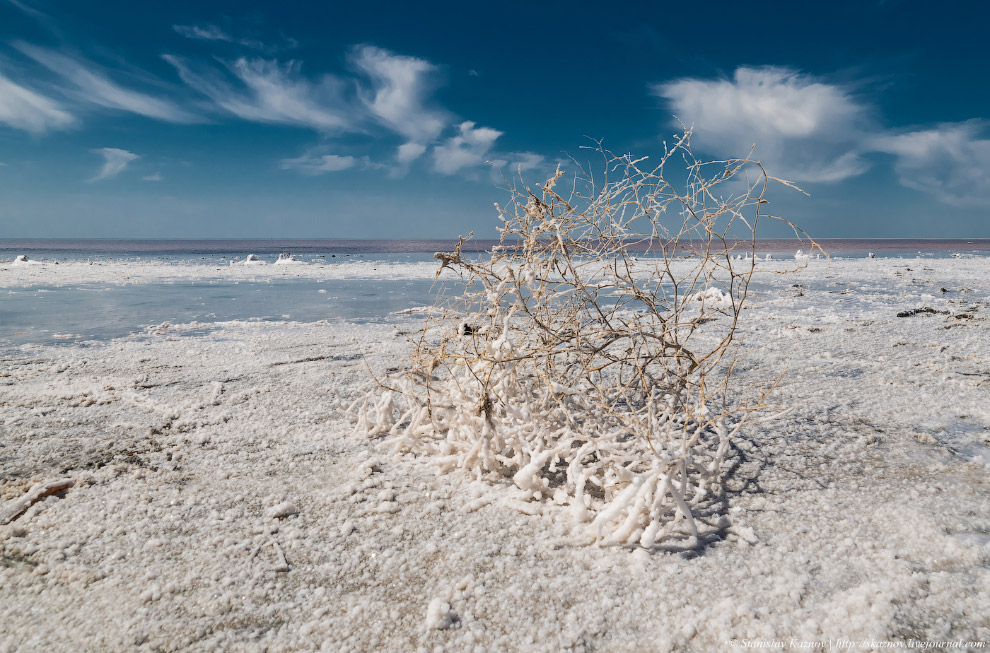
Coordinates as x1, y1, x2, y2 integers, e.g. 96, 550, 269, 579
351, 131, 817, 549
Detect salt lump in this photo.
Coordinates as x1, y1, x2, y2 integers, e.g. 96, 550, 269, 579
266, 501, 299, 519
274, 252, 308, 265
686, 287, 733, 308
12, 254, 40, 266
240, 254, 267, 265
425, 597, 457, 630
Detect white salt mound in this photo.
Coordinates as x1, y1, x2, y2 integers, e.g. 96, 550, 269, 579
687, 287, 733, 308
241, 254, 267, 266
266, 501, 299, 519
12, 254, 41, 266
425, 597, 457, 630
274, 252, 308, 266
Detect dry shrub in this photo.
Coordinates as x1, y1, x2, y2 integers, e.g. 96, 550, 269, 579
351, 131, 818, 549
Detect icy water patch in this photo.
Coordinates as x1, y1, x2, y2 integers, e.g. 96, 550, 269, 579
0, 278, 441, 349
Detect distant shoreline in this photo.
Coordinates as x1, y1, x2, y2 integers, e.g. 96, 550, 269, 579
3, 237, 990, 256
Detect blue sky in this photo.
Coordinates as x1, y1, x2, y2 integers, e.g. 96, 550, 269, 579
1, 0, 988, 239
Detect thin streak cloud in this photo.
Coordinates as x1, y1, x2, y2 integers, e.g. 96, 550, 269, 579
173, 24, 233, 43
88, 147, 139, 182
164, 55, 355, 132
172, 24, 274, 51
15, 43, 200, 123
279, 153, 357, 175
0, 70, 75, 132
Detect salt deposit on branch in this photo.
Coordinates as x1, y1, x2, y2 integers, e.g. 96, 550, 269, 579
354, 138, 825, 551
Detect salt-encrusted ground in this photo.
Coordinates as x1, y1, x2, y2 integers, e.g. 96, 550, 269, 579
1, 258, 989, 651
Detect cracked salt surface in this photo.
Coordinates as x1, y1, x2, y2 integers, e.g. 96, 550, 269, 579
0, 257, 989, 651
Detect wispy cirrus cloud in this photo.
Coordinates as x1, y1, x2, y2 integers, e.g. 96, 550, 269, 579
163, 55, 355, 131
15, 43, 200, 124
279, 153, 357, 175
3, 32, 526, 178
173, 24, 233, 43
172, 24, 274, 51
166, 44, 482, 174
489, 151, 546, 176
653, 67, 871, 183
89, 147, 139, 182
350, 45, 449, 146
165, 45, 451, 144
0, 70, 75, 132
870, 120, 990, 207
7, 0, 47, 20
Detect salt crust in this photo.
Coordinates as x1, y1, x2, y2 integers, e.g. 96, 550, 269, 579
0, 257, 988, 651
3, 254, 983, 289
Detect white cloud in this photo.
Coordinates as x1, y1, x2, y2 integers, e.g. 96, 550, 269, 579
0, 70, 74, 132
396, 142, 427, 163
870, 120, 990, 206
350, 45, 448, 143
89, 148, 139, 182
383, 143, 429, 179
164, 55, 353, 131
160, 46, 524, 178
489, 152, 545, 174
280, 153, 356, 175
653, 67, 870, 183
8, 0, 46, 19
143, 173, 163, 181
16, 43, 199, 123
486, 151, 547, 184
432, 121, 502, 175
172, 24, 276, 52
173, 24, 233, 43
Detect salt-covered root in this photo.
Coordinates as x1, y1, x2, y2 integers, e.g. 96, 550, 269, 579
512, 450, 556, 496
249, 537, 290, 572
269, 541, 290, 572
0, 478, 74, 525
